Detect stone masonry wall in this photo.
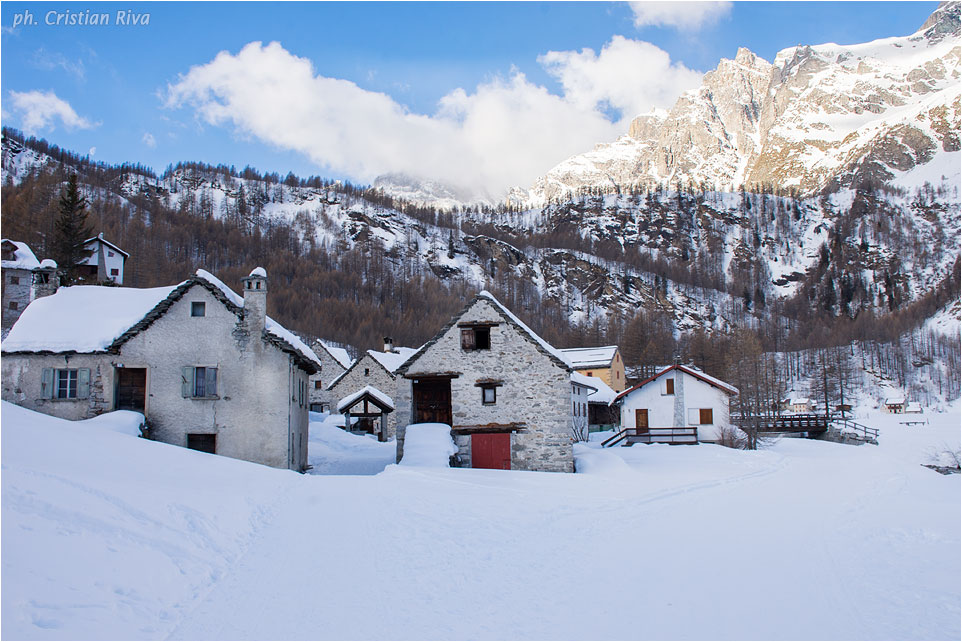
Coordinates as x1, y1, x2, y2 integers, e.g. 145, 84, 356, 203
395, 298, 573, 473
327, 354, 401, 438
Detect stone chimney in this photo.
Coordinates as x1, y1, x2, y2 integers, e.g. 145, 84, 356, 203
34, 259, 59, 299
242, 267, 268, 333
383, 336, 394, 353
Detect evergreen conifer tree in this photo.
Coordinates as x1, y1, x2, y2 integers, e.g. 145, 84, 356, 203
52, 174, 93, 284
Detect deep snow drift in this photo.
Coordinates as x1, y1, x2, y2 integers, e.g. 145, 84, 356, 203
2, 400, 959, 640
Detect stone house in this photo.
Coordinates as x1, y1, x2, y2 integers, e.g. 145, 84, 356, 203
613, 364, 738, 444
326, 338, 417, 440
559, 346, 627, 392
308, 340, 353, 412
393, 291, 585, 473
1, 267, 319, 471
1, 239, 58, 334
78, 233, 128, 284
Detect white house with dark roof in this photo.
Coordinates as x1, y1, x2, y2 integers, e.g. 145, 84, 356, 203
325, 338, 418, 440
613, 364, 738, 444
392, 291, 586, 472
79, 233, 128, 284
1, 267, 319, 471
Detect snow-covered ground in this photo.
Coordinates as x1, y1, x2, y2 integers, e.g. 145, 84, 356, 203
2, 400, 958, 640
306, 412, 396, 475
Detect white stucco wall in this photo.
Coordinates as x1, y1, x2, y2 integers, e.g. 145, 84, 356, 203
618, 369, 733, 442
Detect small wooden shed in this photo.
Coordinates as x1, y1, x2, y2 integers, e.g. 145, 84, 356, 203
337, 385, 395, 441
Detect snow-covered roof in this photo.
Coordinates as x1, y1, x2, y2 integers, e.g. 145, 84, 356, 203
2, 269, 321, 370
249, 267, 267, 278
905, 401, 922, 412
193, 270, 321, 369
576, 374, 617, 404
39, 258, 57, 269
1, 284, 180, 353
368, 346, 418, 373
559, 346, 618, 368
790, 398, 813, 406
477, 291, 571, 368
337, 385, 395, 413
83, 234, 129, 258
614, 364, 738, 402
317, 340, 353, 369
885, 397, 906, 405
1, 239, 41, 270
570, 371, 599, 392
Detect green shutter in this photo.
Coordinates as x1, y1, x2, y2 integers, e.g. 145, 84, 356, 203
41, 368, 54, 399
182, 367, 192, 398
206, 368, 217, 397
77, 368, 90, 399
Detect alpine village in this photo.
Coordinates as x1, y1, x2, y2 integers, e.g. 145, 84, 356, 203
1, 3, 959, 641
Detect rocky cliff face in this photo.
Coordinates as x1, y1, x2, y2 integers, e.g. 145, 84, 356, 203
524, 2, 960, 203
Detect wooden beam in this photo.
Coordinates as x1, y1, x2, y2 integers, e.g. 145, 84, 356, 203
452, 422, 527, 434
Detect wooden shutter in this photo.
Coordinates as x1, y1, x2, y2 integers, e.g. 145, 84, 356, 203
77, 368, 91, 399
665, 378, 674, 394
206, 368, 218, 397
460, 328, 475, 350
41, 368, 54, 399
700, 408, 713, 424
182, 367, 192, 397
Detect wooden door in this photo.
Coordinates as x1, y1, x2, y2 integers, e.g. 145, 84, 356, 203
413, 378, 452, 425
635, 409, 649, 433
472, 433, 511, 469
116, 368, 147, 412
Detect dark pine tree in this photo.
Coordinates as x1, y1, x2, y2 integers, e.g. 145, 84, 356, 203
52, 174, 93, 284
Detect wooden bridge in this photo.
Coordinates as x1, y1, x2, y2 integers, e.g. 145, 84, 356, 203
738, 413, 831, 434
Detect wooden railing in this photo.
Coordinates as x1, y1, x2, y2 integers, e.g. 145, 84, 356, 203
833, 418, 879, 442
602, 427, 697, 447
736, 413, 830, 433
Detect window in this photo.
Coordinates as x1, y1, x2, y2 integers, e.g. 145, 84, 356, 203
182, 366, 218, 398
191, 301, 206, 317
314, 380, 323, 390
586, 371, 593, 377
8, 301, 17, 310
688, 408, 714, 425
110, 268, 119, 276
108, 251, 115, 258
187, 433, 216, 453
481, 385, 497, 405
665, 378, 674, 395
41, 368, 90, 400
364, 368, 370, 377
460, 326, 491, 350
9, 276, 19, 285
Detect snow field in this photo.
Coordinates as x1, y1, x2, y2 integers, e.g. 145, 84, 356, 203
2, 400, 959, 640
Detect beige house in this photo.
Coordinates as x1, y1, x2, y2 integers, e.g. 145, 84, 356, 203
1, 268, 319, 471
559, 346, 626, 392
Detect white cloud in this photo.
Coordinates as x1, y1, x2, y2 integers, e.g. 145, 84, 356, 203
7, 90, 96, 134
538, 35, 702, 123
143, 132, 156, 148
166, 40, 700, 198
32, 48, 85, 81
629, 1, 732, 31
88, 147, 96, 156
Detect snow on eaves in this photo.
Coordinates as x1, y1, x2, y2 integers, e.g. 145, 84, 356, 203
336, 385, 395, 413
367, 347, 419, 374
318, 340, 353, 370
1, 239, 41, 270
560, 346, 618, 368
477, 290, 572, 369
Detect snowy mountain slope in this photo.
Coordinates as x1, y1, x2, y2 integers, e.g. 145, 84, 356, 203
523, 2, 960, 203
3, 401, 959, 639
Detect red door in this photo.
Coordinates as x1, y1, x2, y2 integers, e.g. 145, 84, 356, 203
472, 433, 511, 470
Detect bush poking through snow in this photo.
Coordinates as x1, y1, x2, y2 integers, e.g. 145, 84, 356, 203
923, 444, 962, 474
717, 425, 749, 449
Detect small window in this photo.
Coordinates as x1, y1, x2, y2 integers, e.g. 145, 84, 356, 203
700, 408, 713, 424
665, 378, 674, 395
314, 380, 323, 390
57, 369, 78, 399
187, 433, 216, 453
183, 366, 218, 398
191, 301, 206, 317
586, 371, 593, 377
8, 301, 18, 310
108, 251, 115, 258
42, 368, 90, 400
110, 268, 119, 276
482, 385, 497, 405
460, 326, 491, 351
364, 368, 370, 377
9, 276, 19, 285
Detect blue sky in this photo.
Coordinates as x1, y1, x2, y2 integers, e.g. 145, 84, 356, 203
0, 1, 941, 194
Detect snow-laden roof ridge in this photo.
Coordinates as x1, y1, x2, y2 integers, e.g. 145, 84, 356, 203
367, 346, 419, 374
477, 290, 572, 368
192, 269, 321, 368
559, 346, 618, 367
317, 340, 353, 369
1, 239, 41, 270
337, 385, 395, 413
